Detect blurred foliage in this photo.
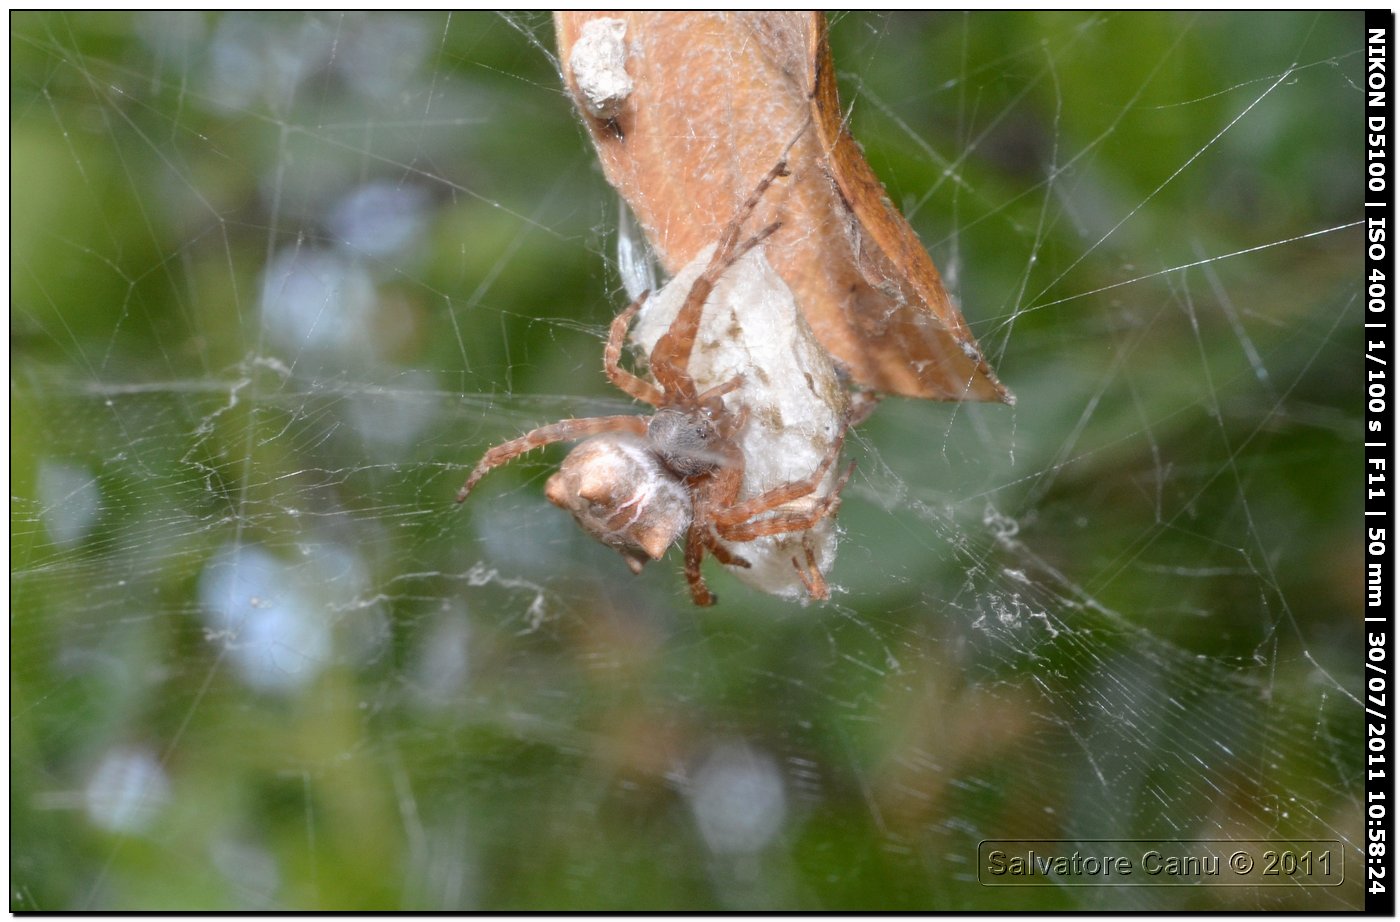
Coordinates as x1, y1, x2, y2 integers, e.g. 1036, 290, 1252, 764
12, 11, 1363, 910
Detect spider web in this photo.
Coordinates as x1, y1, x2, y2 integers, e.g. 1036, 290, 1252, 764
10, 11, 1365, 910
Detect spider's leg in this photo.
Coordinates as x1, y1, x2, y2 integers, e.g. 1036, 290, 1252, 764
702, 530, 752, 570
604, 292, 665, 406
711, 154, 793, 264
683, 522, 717, 606
455, 415, 647, 502
715, 461, 856, 542
711, 429, 847, 527
649, 220, 783, 400
648, 120, 813, 399
695, 434, 748, 523
792, 536, 830, 601
695, 374, 744, 408
649, 150, 793, 399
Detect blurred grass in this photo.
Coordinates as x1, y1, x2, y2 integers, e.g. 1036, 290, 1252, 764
11, 11, 1363, 910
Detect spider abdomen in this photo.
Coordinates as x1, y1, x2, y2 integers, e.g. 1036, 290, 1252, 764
545, 433, 691, 572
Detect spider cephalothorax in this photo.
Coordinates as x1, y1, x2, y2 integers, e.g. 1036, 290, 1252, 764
647, 406, 726, 479
456, 155, 851, 605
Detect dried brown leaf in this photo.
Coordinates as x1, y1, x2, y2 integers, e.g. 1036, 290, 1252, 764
555, 11, 1011, 403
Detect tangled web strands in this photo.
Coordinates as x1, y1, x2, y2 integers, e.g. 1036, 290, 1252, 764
10, 11, 1365, 910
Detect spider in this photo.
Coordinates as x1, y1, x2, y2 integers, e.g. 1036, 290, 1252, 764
456, 155, 853, 605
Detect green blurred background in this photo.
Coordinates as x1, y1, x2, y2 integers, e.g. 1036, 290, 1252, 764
12, 12, 1364, 909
